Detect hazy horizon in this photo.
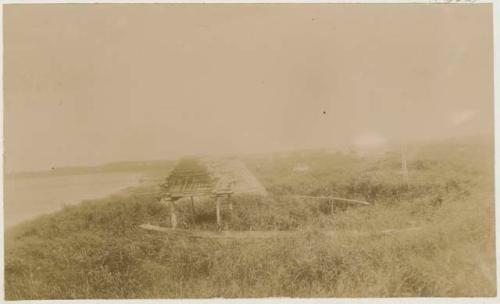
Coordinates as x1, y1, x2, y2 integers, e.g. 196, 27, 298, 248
5, 4, 493, 172
5, 131, 493, 176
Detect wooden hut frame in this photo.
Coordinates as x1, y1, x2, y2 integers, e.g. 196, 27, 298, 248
160, 157, 234, 229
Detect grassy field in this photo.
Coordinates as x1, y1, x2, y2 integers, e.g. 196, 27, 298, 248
4, 136, 496, 299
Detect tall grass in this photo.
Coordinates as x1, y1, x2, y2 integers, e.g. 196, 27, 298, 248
4, 137, 496, 298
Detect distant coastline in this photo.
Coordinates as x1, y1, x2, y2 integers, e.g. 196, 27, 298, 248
4, 159, 175, 227
6, 159, 175, 179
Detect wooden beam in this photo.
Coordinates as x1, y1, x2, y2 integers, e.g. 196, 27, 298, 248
138, 224, 423, 239
295, 195, 370, 206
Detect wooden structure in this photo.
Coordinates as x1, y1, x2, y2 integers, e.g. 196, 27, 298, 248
160, 157, 233, 229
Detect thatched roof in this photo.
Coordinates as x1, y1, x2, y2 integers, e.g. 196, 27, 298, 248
162, 157, 267, 198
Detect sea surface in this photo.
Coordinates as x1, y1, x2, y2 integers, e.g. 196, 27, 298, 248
4, 172, 142, 227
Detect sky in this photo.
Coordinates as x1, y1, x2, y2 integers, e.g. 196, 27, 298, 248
4, 4, 493, 172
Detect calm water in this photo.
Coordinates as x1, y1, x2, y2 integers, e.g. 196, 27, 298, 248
4, 172, 141, 227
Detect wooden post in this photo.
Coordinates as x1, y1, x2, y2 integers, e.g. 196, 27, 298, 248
161, 196, 171, 227
215, 195, 222, 228
190, 196, 196, 222
170, 199, 177, 229
228, 194, 233, 212
401, 143, 409, 189
227, 193, 233, 227
330, 199, 334, 215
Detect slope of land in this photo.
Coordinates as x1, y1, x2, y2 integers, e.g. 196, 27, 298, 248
4, 137, 496, 299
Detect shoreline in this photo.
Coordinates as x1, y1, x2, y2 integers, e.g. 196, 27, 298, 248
4, 171, 148, 229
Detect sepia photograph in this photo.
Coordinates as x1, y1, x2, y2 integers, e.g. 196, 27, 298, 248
3, 2, 497, 300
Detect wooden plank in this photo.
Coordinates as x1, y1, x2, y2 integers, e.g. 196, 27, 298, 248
295, 195, 370, 206
138, 224, 423, 239
138, 224, 297, 239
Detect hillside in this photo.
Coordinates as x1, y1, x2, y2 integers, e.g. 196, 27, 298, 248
4, 137, 496, 299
